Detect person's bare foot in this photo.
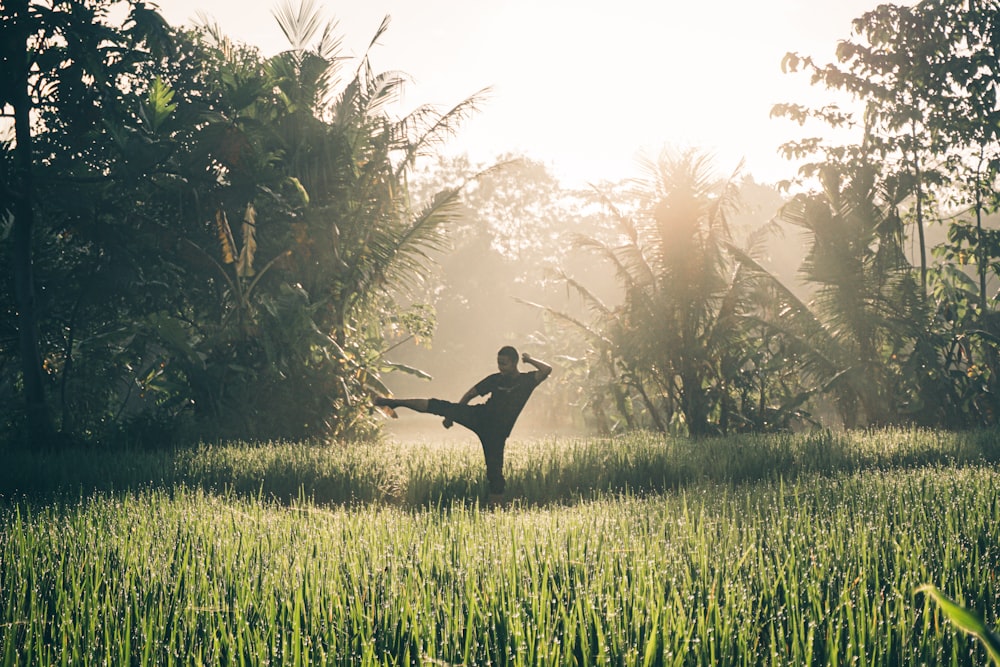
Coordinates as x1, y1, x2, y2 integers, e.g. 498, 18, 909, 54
372, 396, 398, 418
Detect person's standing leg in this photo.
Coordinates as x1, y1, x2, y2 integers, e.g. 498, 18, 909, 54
479, 435, 506, 507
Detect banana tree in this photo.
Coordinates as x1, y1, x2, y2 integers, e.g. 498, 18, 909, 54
536, 151, 790, 436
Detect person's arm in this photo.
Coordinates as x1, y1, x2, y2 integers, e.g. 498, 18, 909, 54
522, 352, 553, 382
443, 384, 482, 429
458, 386, 480, 405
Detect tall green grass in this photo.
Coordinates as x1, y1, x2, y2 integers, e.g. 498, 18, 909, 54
2, 467, 999, 665
3, 428, 1000, 665
4, 427, 1000, 506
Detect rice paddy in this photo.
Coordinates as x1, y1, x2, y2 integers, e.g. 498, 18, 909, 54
2, 428, 1000, 665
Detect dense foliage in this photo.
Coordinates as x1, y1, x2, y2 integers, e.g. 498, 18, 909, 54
529, 0, 1000, 436
4, 0, 1000, 444
1, 0, 479, 444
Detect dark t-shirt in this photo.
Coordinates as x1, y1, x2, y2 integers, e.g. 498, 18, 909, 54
474, 371, 543, 434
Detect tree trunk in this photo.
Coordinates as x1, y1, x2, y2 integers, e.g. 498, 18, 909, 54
630, 374, 666, 433
975, 152, 986, 312
913, 151, 927, 296
679, 369, 709, 437
9, 0, 56, 444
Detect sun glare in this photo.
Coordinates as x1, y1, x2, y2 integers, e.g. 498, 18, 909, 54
157, 0, 875, 186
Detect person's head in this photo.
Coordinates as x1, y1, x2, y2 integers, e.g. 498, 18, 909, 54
497, 346, 519, 375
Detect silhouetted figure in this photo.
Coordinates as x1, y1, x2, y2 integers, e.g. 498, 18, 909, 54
375, 346, 552, 506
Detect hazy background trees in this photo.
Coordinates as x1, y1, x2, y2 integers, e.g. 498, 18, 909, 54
3, 0, 1000, 445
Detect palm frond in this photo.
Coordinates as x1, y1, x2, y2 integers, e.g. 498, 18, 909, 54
724, 242, 847, 377
193, 14, 234, 57
272, 0, 324, 52
614, 241, 658, 290
345, 186, 464, 303
705, 159, 743, 238
336, 15, 393, 119
315, 20, 344, 63
572, 234, 649, 294
742, 218, 783, 260
361, 71, 408, 118
554, 268, 614, 319
514, 298, 617, 350
395, 187, 464, 257
395, 88, 491, 173
365, 15, 392, 53
582, 186, 661, 290
590, 185, 639, 246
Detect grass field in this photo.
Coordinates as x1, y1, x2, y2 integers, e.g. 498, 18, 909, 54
3, 428, 1000, 665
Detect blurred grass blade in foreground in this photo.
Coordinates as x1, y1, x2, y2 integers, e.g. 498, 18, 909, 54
918, 584, 1000, 665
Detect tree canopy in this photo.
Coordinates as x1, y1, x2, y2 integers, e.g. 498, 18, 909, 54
4, 0, 1000, 444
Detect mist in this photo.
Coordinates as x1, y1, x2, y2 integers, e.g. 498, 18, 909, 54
380, 156, 805, 440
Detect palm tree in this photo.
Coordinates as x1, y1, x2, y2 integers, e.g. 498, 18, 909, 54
634, 151, 741, 436
777, 158, 915, 427
167, 0, 486, 438
555, 150, 762, 436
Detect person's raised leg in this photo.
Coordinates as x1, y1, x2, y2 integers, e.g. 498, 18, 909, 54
373, 397, 431, 412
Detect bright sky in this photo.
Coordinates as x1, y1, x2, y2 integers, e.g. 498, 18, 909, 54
156, 0, 889, 186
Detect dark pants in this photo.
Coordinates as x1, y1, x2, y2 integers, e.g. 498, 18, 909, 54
427, 399, 508, 494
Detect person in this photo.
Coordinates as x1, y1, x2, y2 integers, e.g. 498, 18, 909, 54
375, 346, 552, 505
